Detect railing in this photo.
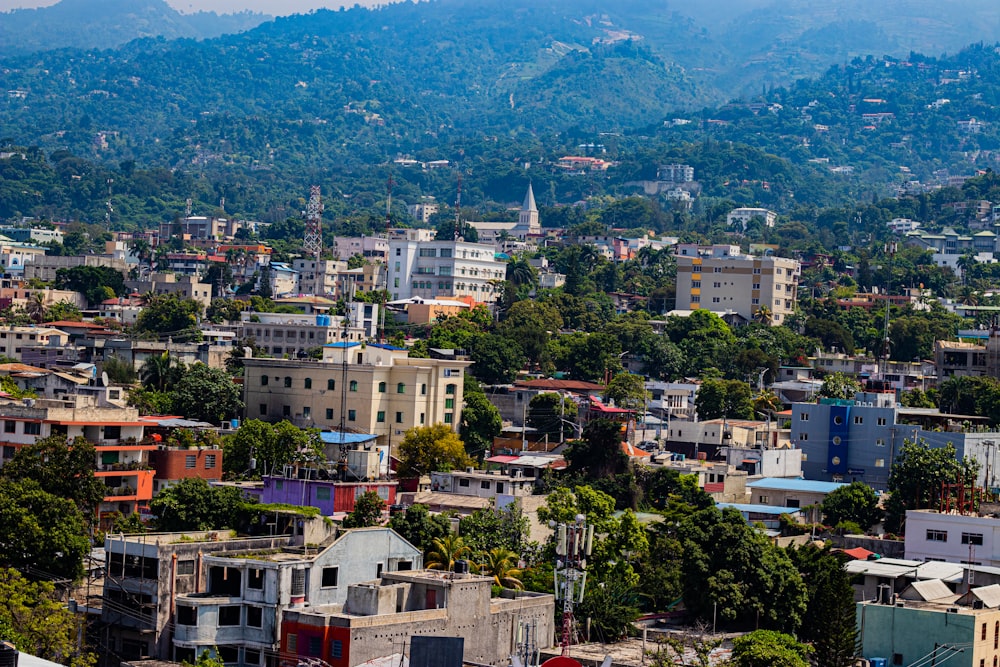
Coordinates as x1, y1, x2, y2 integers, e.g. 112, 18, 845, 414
98, 462, 152, 472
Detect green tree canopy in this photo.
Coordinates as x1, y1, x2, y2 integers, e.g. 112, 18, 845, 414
605, 372, 649, 411
387, 503, 451, 553
0, 434, 105, 520
171, 363, 244, 423
821, 481, 883, 530
885, 439, 979, 534
149, 478, 252, 531
396, 423, 473, 478
459, 390, 502, 460
527, 392, 579, 441
695, 378, 754, 421
469, 333, 526, 384
730, 630, 811, 667
54, 265, 125, 306
134, 293, 203, 342
459, 501, 529, 555
819, 372, 862, 400
342, 490, 386, 528
566, 418, 629, 480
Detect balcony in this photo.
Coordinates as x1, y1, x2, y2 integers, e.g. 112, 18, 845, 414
97, 462, 152, 473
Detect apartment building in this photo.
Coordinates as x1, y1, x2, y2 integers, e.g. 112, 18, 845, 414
936, 336, 1000, 381
332, 236, 389, 263
674, 244, 800, 325
904, 509, 1000, 567
124, 273, 214, 310
429, 468, 536, 498
388, 234, 505, 303
280, 570, 555, 667
172, 528, 422, 667
22, 254, 128, 283
291, 259, 348, 297
242, 343, 469, 441
158, 216, 244, 243
0, 325, 69, 360
227, 303, 379, 357
657, 163, 695, 183
726, 207, 777, 230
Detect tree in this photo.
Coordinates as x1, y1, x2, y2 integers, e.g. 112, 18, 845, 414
790, 546, 859, 667
55, 265, 125, 306
819, 372, 861, 400
42, 300, 82, 323
477, 547, 523, 589
0, 434, 106, 520
459, 501, 529, 555
469, 333, 525, 384
459, 390, 502, 460
140, 351, 181, 392
566, 418, 629, 480
103, 354, 137, 384
821, 481, 883, 530
134, 293, 203, 342
577, 576, 641, 643
695, 378, 754, 421
884, 439, 979, 534
223, 419, 320, 479
149, 478, 250, 531
396, 423, 473, 478
730, 630, 811, 667
498, 300, 562, 369
0, 568, 95, 667
24, 293, 45, 323
605, 372, 649, 411
342, 490, 386, 528
0, 479, 90, 582
171, 363, 244, 423
387, 504, 451, 552
425, 534, 470, 571
527, 392, 578, 441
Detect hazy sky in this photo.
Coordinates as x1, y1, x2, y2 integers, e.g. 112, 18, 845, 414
0, 0, 382, 14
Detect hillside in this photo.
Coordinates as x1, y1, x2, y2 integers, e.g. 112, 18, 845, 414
0, 0, 270, 57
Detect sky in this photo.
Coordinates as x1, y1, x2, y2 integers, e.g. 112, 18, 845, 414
0, 0, 384, 14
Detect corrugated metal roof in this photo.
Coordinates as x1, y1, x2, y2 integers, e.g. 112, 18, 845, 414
962, 584, 1000, 609
746, 478, 847, 493
717, 502, 803, 515
900, 579, 954, 601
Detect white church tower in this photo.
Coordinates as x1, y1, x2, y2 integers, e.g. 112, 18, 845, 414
517, 183, 540, 235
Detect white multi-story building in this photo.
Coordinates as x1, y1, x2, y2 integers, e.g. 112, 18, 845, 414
229, 302, 379, 356
388, 234, 505, 303
674, 244, 800, 325
331, 236, 389, 263
291, 258, 348, 297
726, 207, 777, 231
904, 510, 1000, 567
657, 163, 695, 183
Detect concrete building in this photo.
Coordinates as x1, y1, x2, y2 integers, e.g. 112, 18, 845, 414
936, 336, 1000, 381
904, 509, 1000, 567
647, 457, 748, 503
242, 343, 469, 442
280, 569, 555, 667
124, 273, 214, 310
260, 477, 397, 515
330, 237, 390, 264
22, 254, 127, 283
228, 303, 379, 357
429, 468, 536, 498
0, 225, 64, 245
385, 296, 470, 325
674, 244, 799, 325
0, 325, 69, 360
159, 216, 243, 243
657, 164, 695, 183
388, 235, 505, 304
747, 478, 845, 522
725, 207, 777, 231
172, 528, 422, 666
468, 184, 542, 246
291, 259, 348, 297
405, 198, 439, 225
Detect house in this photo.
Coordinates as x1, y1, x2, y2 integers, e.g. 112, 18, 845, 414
172, 528, 422, 666
746, 478, 846, 522
279, 569, 555, 667
0, 326, 69, 361
429, 469, 535, 498
259, 476, 397, 516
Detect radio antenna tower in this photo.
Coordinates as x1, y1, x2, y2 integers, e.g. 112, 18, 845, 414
304, 186, 324, 295
551, 515, 593, 656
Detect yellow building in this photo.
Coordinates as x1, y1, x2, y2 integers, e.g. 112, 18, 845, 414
242, 343, 469, 445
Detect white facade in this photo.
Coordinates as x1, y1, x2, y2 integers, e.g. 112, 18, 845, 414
388, 238, 504, 303
726, 207, 777, 230
429, 469, 535, 498
904, 510, 1000, 566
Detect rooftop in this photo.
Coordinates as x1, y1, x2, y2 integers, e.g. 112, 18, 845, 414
746, 477, 846, 493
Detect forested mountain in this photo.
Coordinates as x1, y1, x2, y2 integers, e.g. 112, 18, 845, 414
0, 0, 270, 57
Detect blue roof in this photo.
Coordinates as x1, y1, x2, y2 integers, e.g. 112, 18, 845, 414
746, 477, 846, 493
323, 341, 362, 349
319, 432, 379, 445
369, 343, 407, 351
718, 502, 804, 516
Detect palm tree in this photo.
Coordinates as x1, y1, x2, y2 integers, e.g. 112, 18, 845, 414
140, 351, 175, 392
753, 305, 773, 326
477, 547, 523, 590
425, 534, 470, 571
24, 293, 46, 323
505, 259, 537, 290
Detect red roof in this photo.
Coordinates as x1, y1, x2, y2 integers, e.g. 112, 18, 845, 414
485, 455, 519, 464
46, 320, 105, 328
839, 547, 875, 561
514, 379, 606, 392
589, 399, 633, 414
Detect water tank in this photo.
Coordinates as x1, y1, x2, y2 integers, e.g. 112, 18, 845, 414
453, 559, 470, 575
0, 641, 18, 667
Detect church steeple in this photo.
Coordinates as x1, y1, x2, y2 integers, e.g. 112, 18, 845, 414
518, 183, 539, 234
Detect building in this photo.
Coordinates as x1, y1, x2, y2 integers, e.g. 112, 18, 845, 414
0, 225, 64, 245
172, 528, 422, 666
387, 236, 505, 303
726, 207, 777, 231
406, 198, 439, 225
429, 468, 535, 498
904, 509, 1000, 567
647, 457, 748, 503
857, 586, 1000, 667
124, 273, 214, 310
242, 343, 469, 442
158, 216, 244, 243
657, 164, 695, 183
279, 569, 555, 667
468, 184, 541, 245
291, 259, 348, 297
147, 440, 224, 495
22, 254, 127, 283
260, 476, 397, 514
0, 326, 69, 361
102, 532, 297, 663
936, 336, 1000, 380
332, 236, 389, 264
746, 478, 846, 522
227, 303, 379, 357
674, 244, 799, 325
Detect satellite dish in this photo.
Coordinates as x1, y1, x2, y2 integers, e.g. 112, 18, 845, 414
101, 371, 109, 387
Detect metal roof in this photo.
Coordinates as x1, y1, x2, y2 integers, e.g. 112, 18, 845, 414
960, 584, 1000, 609
319, 432, 378, 445
717, 502, 804, 516
746, 478, 847, 493
900, 579, 955, 601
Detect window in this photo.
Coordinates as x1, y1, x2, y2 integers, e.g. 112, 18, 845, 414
692, 281, 701, 288
24, 422, 39, 435
248, 568, 264, 589
481, 480, 491, 489
177, 605, 197, 626
284, 377, 292, 388
445, 398, 454, 409
260, 404, 268, 416
800, 413, 809, 421
316, 487, 330, 501
304, 378, 312, 389
853, 416, 863, 425
327, 379, 335, 390
3, 421, 14, 433
205, 454, 216, 469
963, 532, 985, 546
984, 622, 988, 641
185, 455, 196, 469
261, 375, 269, 386
875, 458, 885, 468
308, 637, 322, 657
219, 606, 241, 626
421, 383, 427, 395
331, 640, 343, 660
444, 413, 453, 424
459, 478, 470, 487
396, 412, 403, 423
926, 529, 948, 542
800, 433, 808, 440
878, 417, 887, 426
348, 410, 356, 422
287, 635, 297, 653
876, 439, 885, 447
283, 405, 291, 417
378, 381, 386, 393
446, 383, 456, 395
377, 411, 385, 423
397, 383, 406, 394
322, 567, 339, 588
303, 407, 310, 419
246, 606, 263, 628
420, 412, 425, 424
350, 380, 358, 392
177, 559, 195, 575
